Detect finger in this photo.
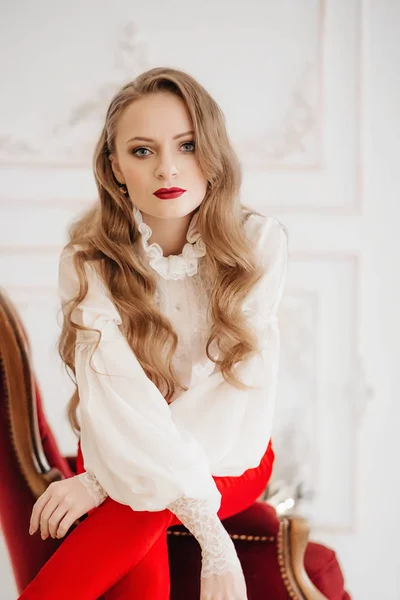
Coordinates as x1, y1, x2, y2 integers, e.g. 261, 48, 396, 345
30, 490, 51, 533
56, 509, 80, 539
48, 504, 70, 538
40, 497, 60, 539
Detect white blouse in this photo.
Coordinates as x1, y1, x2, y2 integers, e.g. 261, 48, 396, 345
59, 206, 288, 515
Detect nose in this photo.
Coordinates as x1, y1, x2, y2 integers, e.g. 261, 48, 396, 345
154, 149, 179, 180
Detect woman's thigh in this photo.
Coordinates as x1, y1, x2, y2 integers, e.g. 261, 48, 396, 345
102, 533, 170, 600
19, 499, 175, 600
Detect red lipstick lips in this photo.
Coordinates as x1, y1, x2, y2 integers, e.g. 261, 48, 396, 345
153, 187, 186, 200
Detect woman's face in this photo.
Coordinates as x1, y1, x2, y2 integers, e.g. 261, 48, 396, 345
110, 92, 208, 221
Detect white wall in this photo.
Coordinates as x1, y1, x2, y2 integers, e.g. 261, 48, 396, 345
0, 1, 399, 598
314, 2, 400, 597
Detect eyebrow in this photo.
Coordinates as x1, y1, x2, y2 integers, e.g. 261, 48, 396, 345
126, 131, 194, 144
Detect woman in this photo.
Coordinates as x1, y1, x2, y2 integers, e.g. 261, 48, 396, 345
21, 67, 288, 599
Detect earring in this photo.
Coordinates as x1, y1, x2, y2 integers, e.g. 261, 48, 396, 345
119, 185, 128, 195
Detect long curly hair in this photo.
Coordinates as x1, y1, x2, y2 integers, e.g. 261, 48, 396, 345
59, 67, 265, 434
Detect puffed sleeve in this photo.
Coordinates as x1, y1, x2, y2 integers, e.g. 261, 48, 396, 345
58, 247, 221, 513
169, 214, 288, 475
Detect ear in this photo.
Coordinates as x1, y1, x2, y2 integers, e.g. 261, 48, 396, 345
109, 153, 125, 185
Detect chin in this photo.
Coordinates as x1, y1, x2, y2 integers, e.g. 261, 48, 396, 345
151, 199, 202, 219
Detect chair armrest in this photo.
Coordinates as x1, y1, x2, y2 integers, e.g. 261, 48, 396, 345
0, 289, 64, 499
278, 515, 328, 600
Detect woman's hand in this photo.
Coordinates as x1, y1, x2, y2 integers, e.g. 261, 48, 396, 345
29, 472, 108, 540
200, 538, 248, 600
200, 568, 248, 599
168, 496, 248, 599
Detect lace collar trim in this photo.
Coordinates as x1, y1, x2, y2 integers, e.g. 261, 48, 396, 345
133, 206, 207, 281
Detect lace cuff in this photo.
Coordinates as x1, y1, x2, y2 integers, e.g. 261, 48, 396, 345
77, 471, 109, 508
168, 497, 242, 578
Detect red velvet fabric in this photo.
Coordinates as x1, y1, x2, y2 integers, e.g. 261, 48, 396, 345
304, 542, 350, 600
169, 502, 350, 600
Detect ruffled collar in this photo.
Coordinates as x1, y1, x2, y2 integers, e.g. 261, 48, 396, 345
133, 206, 207, 281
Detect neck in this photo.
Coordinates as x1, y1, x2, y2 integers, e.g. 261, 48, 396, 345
141, 212, 193, 257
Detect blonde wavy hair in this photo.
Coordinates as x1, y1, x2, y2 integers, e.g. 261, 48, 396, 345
59, 67, 265, 434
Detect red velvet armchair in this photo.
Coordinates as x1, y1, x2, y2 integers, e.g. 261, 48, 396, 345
0, 287, 351, 599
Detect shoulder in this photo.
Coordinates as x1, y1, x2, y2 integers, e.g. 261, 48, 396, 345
242, 211, 288, 265
243, 210, 288, 243
58, 244, 106, 298
59, 244, 87, 286
59, 243, 87, 264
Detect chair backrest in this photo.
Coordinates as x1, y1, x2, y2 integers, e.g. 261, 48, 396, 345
0, 287, 74, 592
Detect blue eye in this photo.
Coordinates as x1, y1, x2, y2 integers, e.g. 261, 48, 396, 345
181, 141, 195, 152
132, 147, 152, 158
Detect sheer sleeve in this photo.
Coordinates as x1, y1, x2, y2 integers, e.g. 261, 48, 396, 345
169, 215, 288, 475
58, 248, 221, 514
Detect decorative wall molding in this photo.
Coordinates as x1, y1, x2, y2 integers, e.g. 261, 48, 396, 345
239, 0, 363, 215
0, 0, 363, 215
287, 252, 367, 533
239, 61, 322, 170
0, 22, 149, 169
0, 245, 62, 255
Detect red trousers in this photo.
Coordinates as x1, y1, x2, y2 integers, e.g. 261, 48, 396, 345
19, 440, 274, 600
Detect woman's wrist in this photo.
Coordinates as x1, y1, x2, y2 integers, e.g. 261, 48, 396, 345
76, 471, 108, 507
168, 497, 241, 577
199, 520, 241, 577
